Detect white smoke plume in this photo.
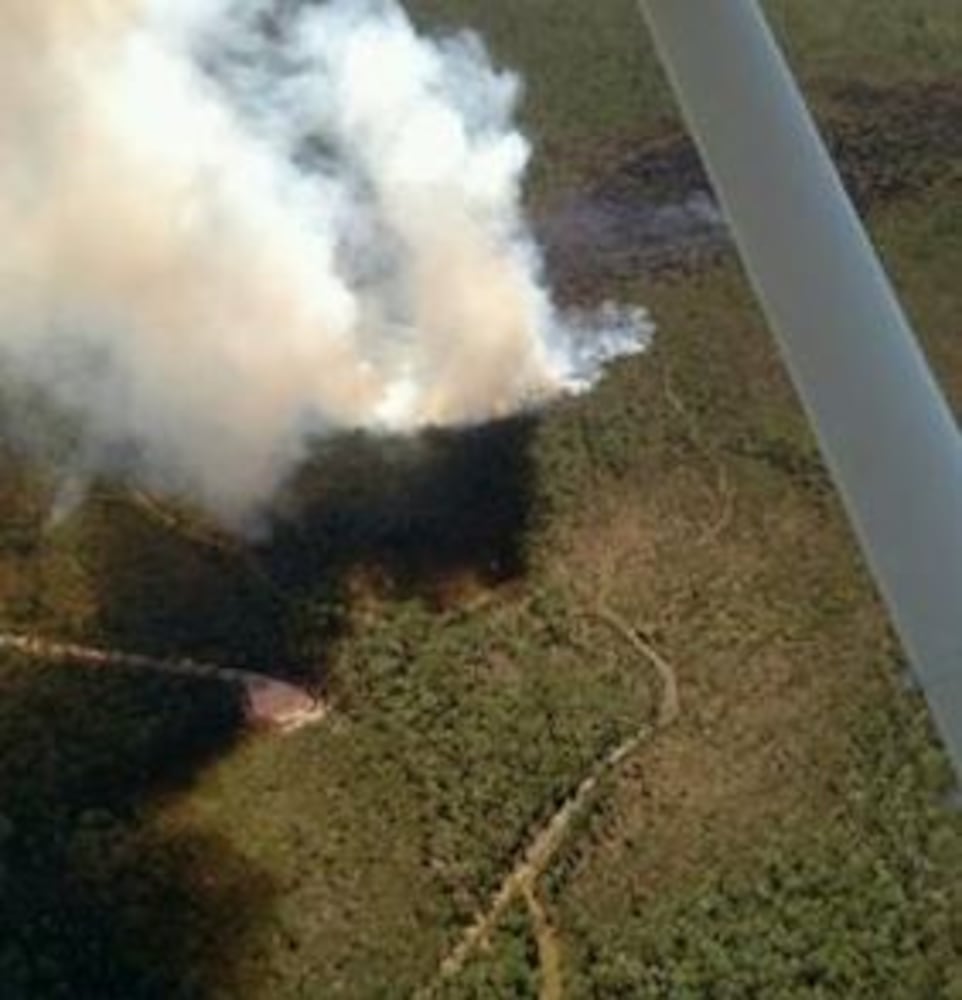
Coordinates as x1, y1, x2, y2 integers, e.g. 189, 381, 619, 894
0, 0, 652, 525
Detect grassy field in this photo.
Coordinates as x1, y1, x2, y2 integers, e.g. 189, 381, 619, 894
407, 0, 962, 194
1, 1, 961, 997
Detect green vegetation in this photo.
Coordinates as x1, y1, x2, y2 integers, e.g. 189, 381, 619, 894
406, 0, 961, 194
2, 1, 961, 997
437, 899, 541, 999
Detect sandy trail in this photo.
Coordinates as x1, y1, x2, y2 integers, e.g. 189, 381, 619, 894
427, 605, 679, 997
0, 632, 326, 733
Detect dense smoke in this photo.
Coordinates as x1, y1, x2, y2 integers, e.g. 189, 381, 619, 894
0, 0, 652, 525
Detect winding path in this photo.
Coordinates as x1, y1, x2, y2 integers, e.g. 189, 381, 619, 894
427, 605, 680, 997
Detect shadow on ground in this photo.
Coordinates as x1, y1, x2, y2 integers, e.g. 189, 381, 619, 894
0, 416, 538, 995
263, 416, 536, 606
80, 416, 536, 687
0, 658, 273, 999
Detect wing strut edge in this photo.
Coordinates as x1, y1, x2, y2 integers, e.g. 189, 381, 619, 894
638, 0, 962, 781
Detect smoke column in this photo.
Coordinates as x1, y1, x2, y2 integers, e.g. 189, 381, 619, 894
0, 0, 652, 525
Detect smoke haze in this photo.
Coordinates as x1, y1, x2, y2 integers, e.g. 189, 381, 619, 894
0, 0, 652, 525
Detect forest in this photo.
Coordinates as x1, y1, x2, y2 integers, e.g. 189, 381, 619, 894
1, 0, 961, 996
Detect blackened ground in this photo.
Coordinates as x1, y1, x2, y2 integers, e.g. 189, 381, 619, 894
537, 78, 962, 295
